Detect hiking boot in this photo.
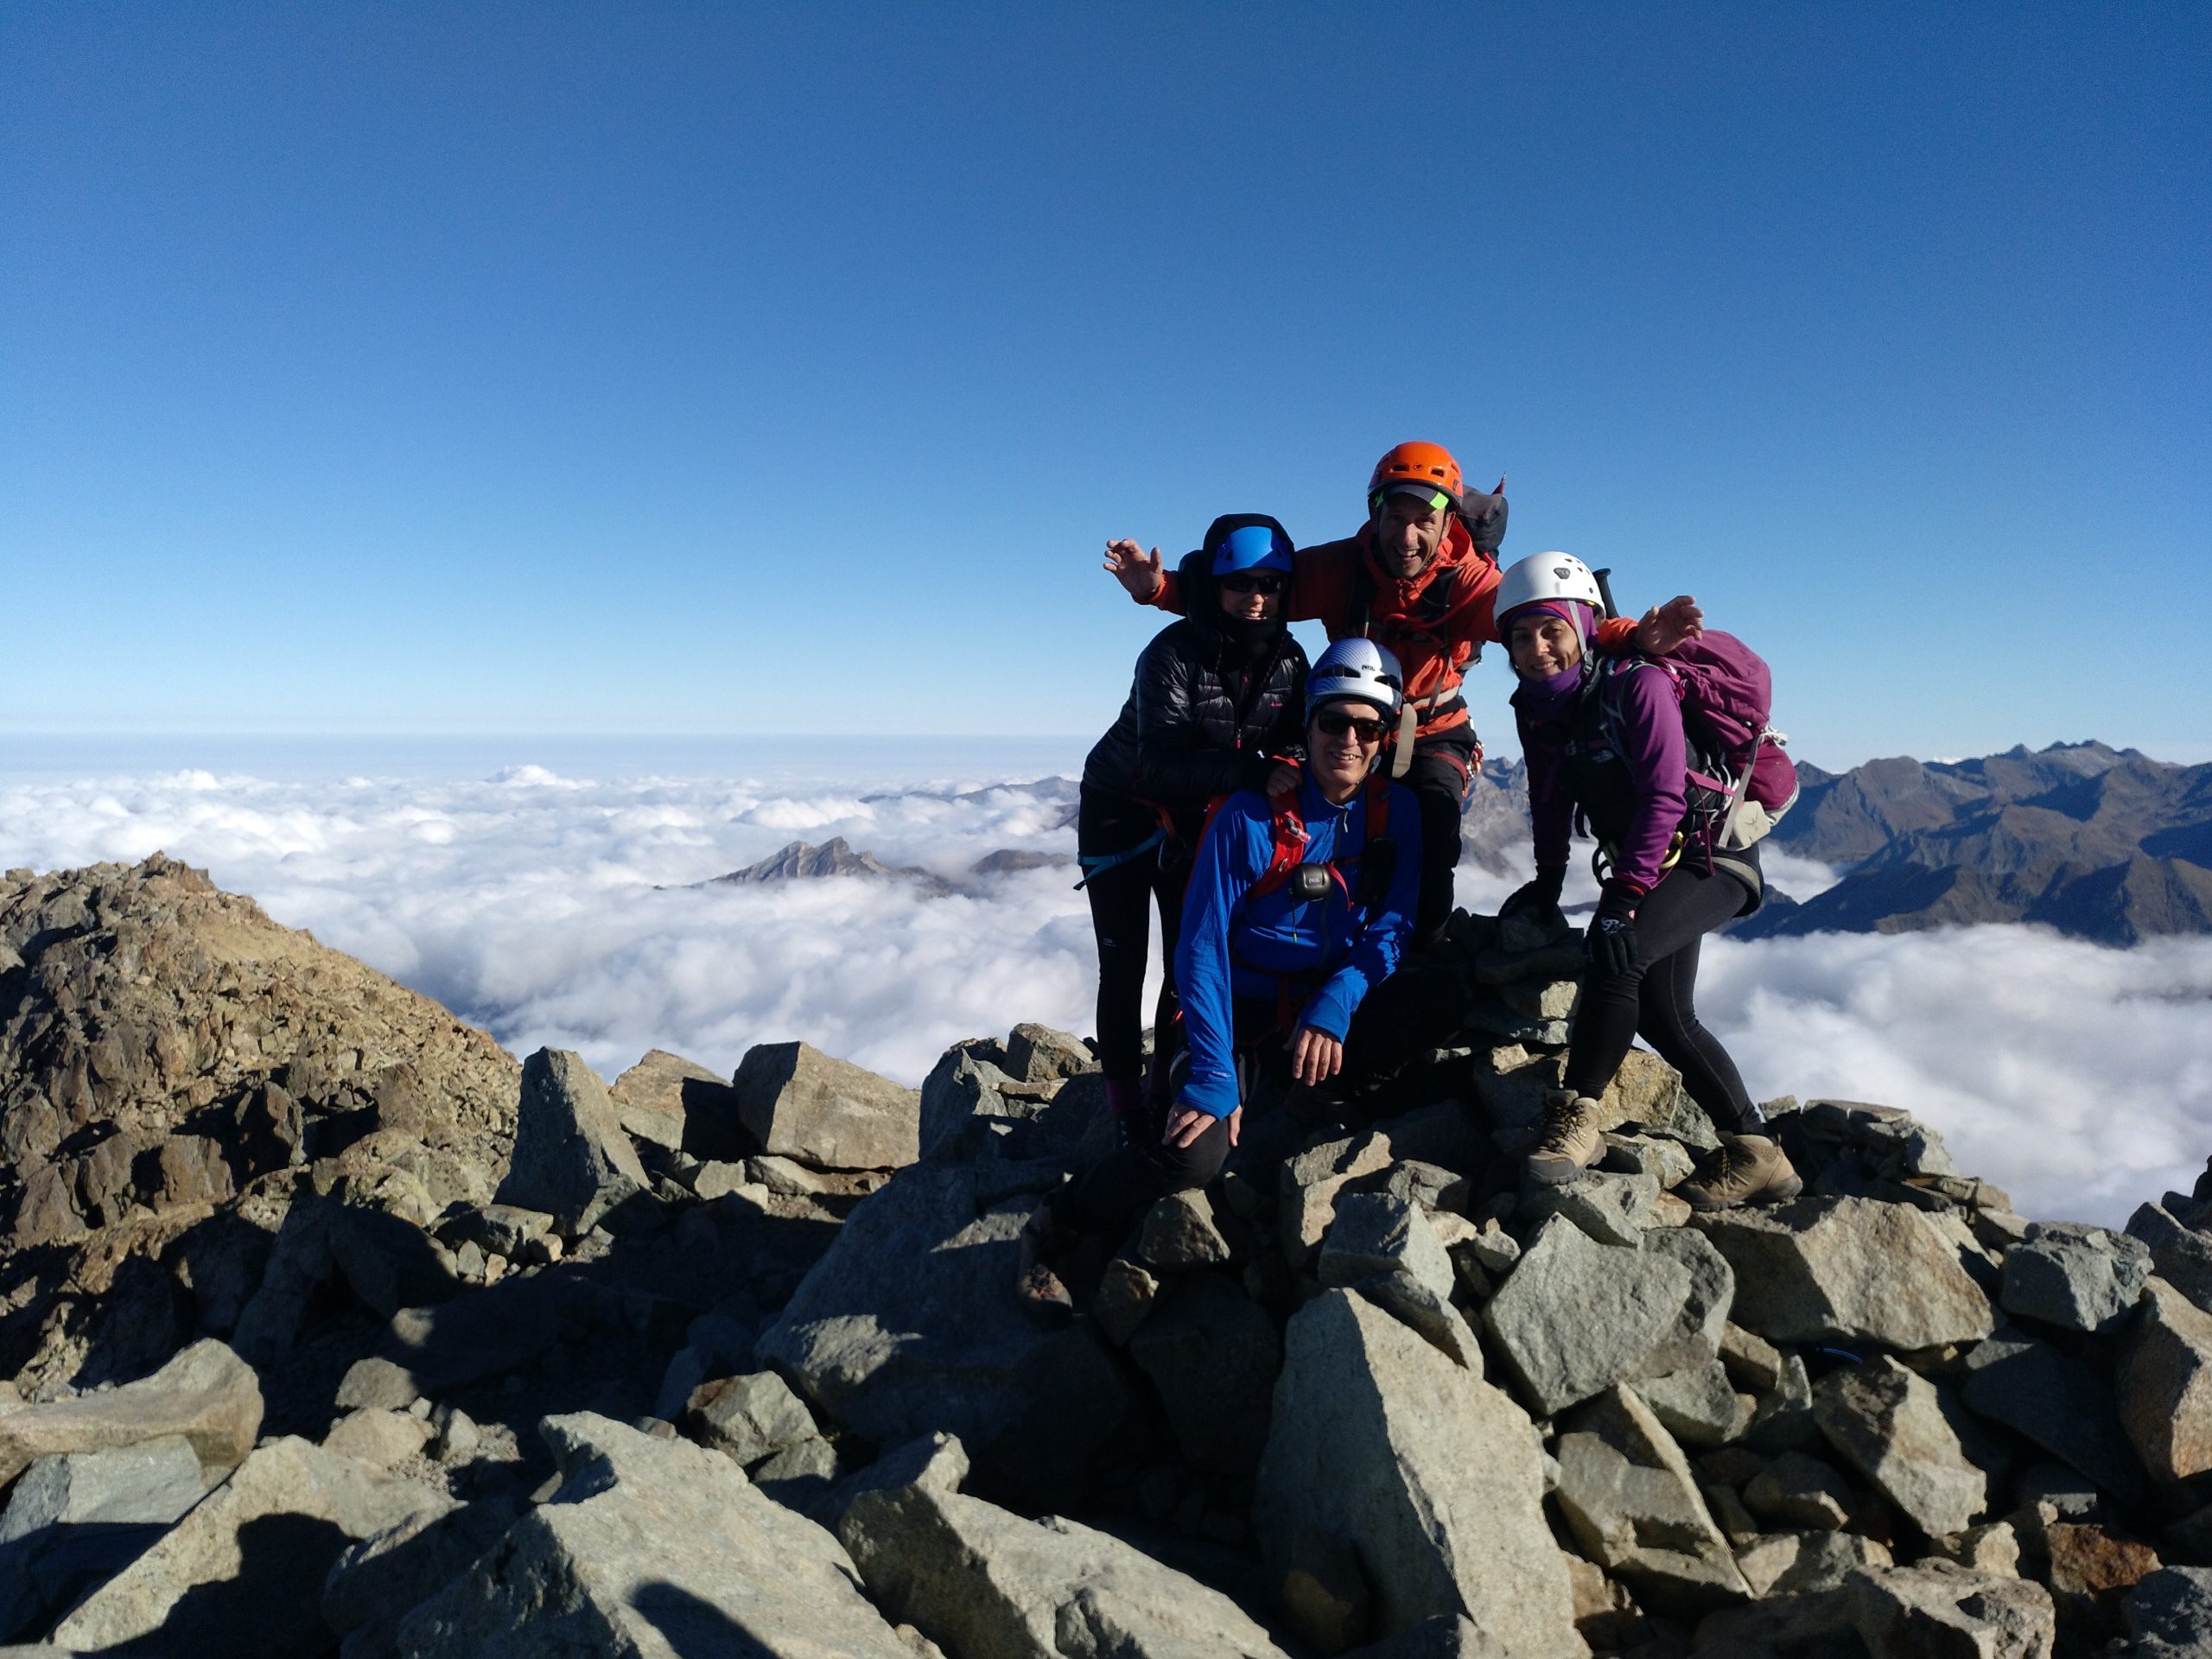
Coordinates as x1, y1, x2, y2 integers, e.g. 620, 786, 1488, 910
1525, 1090, 1603, 1186
1678, 1133, 1804, 1211
1014, 1202, 1076, 1322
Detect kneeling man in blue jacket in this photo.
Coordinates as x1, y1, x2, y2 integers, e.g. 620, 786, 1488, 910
1020, 639, 1422, 1316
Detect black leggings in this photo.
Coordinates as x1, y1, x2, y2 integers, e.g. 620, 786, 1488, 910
1057, 997, 1307, 1242
1079, 786, 1186, 1084
1405, 733, 1478, 952
1562, 856, 1761, 1135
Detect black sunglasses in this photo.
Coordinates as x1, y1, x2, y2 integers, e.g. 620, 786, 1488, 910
1219, 573, 1286, 595
1314, 710, 1388, 742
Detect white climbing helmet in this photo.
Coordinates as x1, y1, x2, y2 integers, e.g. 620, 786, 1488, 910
1305, 638, 1404, 721
1493, 551, 1605, 633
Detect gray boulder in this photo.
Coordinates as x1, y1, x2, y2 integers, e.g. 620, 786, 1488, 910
839, 1434, 1291, 1659
2124, 1566, 2212, 1658
1735, 1532, 1892, 1599
1642, 1226, 1738, 1367
685, 1370, 819, 1467
756, 1159, 1130, 1503
1320, 1193, 1456, 1303
1961, 1329, 2143, 1503
1481, 1217, 1693, 1416
2127, 1205, 2212, 1317
2118, 1276, 2212, 1484
0, 1338, 263, 1487
1635, 1356, 1749, 1447
1255, 1290, 1582, 1656
52, 1435, 451, 1655
1352, 1274, 1486, 1373
1522, 1170, 1664, 1248
397, 1411, 917, 1658
607, 1047, 734, 1154
1003, 1022, 1093, 1084
1279, 1130, 1396, 1268
1139, 1189, 1239, 1269
1812, 1356, 1987, 1538
734, 1039, 922, 1170
1841, 1560, 2056, 1658
493, 1048, 648, 1235
1695, 1197, 1994, 1350
324, 1494, 524, 1659
1126, 1273, 1282, 1476
1743, 1451, 1853, 1531
1553, 1385, 1750, 1607
918, 1043, 1019, 1158
0, 1436, 206, 1641
1999, 1224, 2152, 1336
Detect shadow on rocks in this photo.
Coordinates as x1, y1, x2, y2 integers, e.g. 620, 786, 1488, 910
632, 1579, 812, 1659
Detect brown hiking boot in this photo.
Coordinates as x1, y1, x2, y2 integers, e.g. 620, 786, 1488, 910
1014, 1203, 1076, 1322
1526, 1090, 1603, 1186
1678, 1133, 1804, 1211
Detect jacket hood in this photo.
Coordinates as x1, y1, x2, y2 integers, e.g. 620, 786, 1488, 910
1175, 547, 1288, 655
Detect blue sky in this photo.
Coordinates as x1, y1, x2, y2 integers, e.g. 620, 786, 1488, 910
4, 3, 2207, 767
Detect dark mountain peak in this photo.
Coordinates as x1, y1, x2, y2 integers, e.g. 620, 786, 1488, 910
699, 839, 951, 893
1750, 737, 2212, 944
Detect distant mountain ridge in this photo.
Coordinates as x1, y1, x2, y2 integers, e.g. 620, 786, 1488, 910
1738, 741, 2212, 944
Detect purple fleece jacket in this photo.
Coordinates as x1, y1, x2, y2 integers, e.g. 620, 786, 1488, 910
1514, 658, 1689, 896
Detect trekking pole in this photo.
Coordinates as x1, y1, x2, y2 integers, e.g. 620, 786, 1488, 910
1592, 567, 1621, 620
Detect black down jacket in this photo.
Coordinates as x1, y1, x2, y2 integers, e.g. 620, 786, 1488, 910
1082, 547, 1308, 835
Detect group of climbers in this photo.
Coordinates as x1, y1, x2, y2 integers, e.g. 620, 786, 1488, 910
1022, 441, 1802, 1313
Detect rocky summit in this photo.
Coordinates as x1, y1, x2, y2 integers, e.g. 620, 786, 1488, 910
0, 856, 2208, 1657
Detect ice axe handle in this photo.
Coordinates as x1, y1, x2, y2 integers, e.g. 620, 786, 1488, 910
1592, 566, 1621, 621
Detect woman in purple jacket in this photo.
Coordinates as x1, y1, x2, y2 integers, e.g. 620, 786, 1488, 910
1493, 553, 1802, 1209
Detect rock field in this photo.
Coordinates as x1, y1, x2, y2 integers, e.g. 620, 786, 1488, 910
0, 855, 2209, 1656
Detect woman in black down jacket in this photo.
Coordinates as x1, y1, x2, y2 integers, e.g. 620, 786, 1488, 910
1078, 514, 1308, 1138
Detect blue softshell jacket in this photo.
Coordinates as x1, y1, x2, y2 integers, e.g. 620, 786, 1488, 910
1172, 773, 1422, 1119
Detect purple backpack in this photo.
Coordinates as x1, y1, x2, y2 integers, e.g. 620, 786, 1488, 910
1598, 631, 1799, 853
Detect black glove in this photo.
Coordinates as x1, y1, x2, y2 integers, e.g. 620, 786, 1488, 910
1495, 871, 1566, 938
1586, 880, 1644, 978
1500, 867, 1567, 921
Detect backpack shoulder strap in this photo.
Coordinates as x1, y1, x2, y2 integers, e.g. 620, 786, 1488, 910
1346, 556, 1375, 639
1245, 793, 1309, 899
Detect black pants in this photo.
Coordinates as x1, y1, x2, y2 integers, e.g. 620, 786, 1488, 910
1079, 786, 1187, 1084
1405, 732, 1478, 951
1057, 996, 1306, 1242
1562, 854, 1760, 1134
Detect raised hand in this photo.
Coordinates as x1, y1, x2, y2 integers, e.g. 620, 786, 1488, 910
1103, 538, 1166, 601
1636, 594, 1705, 656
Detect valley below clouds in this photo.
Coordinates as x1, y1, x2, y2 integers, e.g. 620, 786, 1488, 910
4, 741, 2206, 1226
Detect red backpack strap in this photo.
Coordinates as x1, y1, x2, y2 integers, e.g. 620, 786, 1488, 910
1247, 792, 1308, 899
1364, 771, 1389, 840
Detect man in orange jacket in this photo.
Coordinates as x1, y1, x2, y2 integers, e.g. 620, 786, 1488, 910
1106, 442, 1700, 950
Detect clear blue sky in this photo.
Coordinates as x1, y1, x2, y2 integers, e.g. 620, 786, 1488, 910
4, 3, 2207, 767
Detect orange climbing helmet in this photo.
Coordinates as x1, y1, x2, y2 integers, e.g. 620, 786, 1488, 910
1367, 441, 1464, 511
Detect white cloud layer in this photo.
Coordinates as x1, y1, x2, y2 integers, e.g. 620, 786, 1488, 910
3, 746, 2205, 1225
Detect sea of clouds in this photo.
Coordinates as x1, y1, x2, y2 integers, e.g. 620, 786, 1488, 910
3, 739, 2207, 1225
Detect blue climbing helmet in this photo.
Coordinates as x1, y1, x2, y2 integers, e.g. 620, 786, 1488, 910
1202, 514, 1294, 578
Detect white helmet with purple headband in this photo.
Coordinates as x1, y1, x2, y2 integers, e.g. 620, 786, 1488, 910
1494, 551, 1605, 644
1305, 638, 1403, 722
